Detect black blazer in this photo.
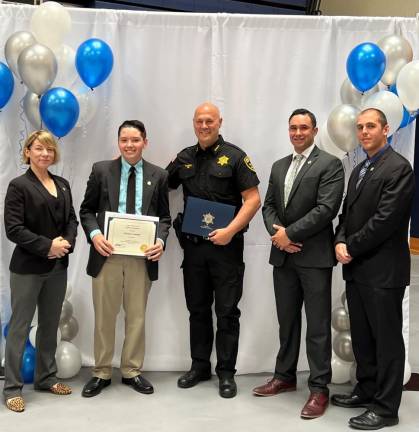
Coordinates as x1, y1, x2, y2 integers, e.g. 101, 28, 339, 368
335, 146, 415, 288
79, 157, 171, 281
4, 168, 78, 274
263, 146, 344, 268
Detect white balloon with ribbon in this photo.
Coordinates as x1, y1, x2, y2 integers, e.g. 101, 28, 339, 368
327, 104, 360, 153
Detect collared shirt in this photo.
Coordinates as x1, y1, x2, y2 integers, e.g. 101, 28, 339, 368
118, 157, 143, 214
284, 142, 315, 186
363, 142, 390, 164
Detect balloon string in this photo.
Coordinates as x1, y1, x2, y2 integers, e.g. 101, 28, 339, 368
18, 95, 28, 163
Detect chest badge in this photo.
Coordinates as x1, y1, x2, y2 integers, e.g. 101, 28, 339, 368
147, 180, 151, 185
217, 155, 229, 166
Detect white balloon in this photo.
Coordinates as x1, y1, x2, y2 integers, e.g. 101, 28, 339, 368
4, 31, 37, 79
23, 91, 42, 129
377, 35, 413, 86
331, 355, 352, 384
327, 104, 360, 153
55, 341, 82, 379
60, 299, 73, 324
362, 90, 404, 136
340, 78, 379, 108
403, 360, 411, 386
396, 60, 419, 112
316, 121, 347, 160
75, 89, 98, 127
29, 325, 61, 348
65, 282, 72, 300
52, 44, 77, 88
30, 1, 72, 52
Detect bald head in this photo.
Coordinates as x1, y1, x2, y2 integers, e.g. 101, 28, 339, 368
193, 102, 223, 149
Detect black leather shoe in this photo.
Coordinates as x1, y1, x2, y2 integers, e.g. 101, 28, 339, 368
177, 370, 211, 388
82, 377, 111, 398
122, 375, 154, 394
219, 377, 237, 398
331, 393, 371, 408
349, 410, 399, 430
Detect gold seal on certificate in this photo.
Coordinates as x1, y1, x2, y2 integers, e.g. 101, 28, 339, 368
104, 212, 159, 257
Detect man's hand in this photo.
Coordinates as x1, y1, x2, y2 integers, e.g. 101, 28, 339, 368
271, 224, 302, 251
48, 236, 71, 259
208, 228, 234, 246
144, 241, 164, 261
92, 233, 114, 257
335, 242, 352, 264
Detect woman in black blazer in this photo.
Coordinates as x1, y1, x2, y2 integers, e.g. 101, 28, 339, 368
3, 130, 78, 412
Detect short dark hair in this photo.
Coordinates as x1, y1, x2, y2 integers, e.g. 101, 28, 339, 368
118, 120, 147, 139
359, 108, 388, 127
288, 108, 317, 128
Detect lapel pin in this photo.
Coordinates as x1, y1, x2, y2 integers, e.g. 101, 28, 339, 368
307, 161, 312, 165
147, 180, 151, 186
62, 187, 66, 191
370, 167, 374, 171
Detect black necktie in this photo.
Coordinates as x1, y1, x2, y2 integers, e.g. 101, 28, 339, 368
126, 166, 136, 214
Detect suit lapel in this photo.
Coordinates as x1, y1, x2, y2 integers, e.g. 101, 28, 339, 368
53, 176, 70, 221
141, 159, 156, 214
286, 147, 319, 206
278, 155, 292, 214
107, 158, 122, 212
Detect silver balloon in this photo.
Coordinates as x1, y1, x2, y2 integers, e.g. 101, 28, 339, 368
333, 331, 355, 362
332, 306, 350, 332
340, 78, 379, 108
340, 290, 346, 307
4, 31, 37, 79
327, 104, 360, 153
60, 299, 73, 325
331, 355, 351, 384
23, 91, 42, 129
378, 35, 413, 86
55, 341, 82, 379
17, 43, 57, 96
60, 316, 79, 342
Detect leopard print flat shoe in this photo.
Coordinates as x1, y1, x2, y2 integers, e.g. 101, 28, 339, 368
6, 396, 25, 412
50, 382, 72, 395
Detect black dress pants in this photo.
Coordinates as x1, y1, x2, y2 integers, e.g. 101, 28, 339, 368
182, 236, 244, 378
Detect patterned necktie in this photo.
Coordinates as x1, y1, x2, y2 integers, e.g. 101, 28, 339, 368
356, 159, 371, 189
126, 166, 136, 214
284, 154, 303, 206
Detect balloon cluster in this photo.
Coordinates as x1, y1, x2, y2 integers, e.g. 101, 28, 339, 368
1, 1, 113, 137
2, 282, 82, 383
331, 291, 355, 385
319, 35, 417, 158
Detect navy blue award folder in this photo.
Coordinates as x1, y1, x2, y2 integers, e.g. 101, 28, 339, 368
182, 196, 236, 237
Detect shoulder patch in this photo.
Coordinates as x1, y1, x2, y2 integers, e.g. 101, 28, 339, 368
184, 163, 193, 169
243, 156, 256, 172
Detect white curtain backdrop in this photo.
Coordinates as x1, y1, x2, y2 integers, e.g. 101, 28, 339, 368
0, 4, 417, 373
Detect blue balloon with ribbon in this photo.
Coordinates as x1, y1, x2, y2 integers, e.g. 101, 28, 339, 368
0, 61, 14, 109
76, 38, 114, 89
346, 43, 386, 92
21, 344, 36, 384
388, 84, 418, 129
40, 87, 79, 137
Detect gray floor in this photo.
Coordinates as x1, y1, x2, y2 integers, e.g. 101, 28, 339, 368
1, 368, 418, 431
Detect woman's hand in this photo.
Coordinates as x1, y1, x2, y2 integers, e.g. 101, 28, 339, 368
48, 236, 71, 259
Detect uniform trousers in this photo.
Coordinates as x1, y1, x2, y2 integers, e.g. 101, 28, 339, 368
92, 255, 151, 379
182, 236, 245, 378
346, 281, 405, 417
3, 261, 67, 399
273, 255, 332, 394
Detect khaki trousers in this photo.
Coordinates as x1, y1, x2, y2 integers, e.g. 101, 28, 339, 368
92, 255, 151, 379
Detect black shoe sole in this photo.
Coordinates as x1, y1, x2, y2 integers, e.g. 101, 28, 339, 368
348, 419, 399, 430
332, 400, 371, 409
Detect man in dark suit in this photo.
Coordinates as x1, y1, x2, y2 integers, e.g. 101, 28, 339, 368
79, 120, 171, 397
332, 108, 415, 430
253, 109, 344, 419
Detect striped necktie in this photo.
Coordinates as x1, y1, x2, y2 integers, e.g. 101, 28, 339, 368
356, 159, 371, 189
284, 154, 303, 206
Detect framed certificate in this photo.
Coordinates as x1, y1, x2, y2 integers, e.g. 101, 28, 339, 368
104, 211, 159, 257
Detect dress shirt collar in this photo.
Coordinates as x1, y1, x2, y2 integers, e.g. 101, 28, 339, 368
292, 142, 315, 160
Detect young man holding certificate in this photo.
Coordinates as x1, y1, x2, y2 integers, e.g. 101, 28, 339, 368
166, 102, 261, 398
80, 120, 171, 397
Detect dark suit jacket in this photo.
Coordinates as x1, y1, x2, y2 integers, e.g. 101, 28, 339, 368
263, 146, 344, 268
79, 157, 171, 281
335, 146, 415, 288
4, 168, 78, 274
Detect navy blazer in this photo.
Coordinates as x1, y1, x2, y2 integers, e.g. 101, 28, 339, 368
79, 157, 171, 281
4, 168, 78, 274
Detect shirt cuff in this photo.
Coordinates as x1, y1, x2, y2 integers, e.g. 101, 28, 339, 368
89, 229, 102, 240
156, 237, 164, 247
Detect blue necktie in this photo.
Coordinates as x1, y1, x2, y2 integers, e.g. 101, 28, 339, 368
356, 159, 371, 189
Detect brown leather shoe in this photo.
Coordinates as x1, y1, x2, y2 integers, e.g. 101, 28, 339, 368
252, 377, 296, 396
300, 392, 329, 419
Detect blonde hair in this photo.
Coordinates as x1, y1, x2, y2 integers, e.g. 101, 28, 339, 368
23, 130, 60, 164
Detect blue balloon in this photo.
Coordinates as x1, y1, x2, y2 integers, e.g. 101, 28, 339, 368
388, 84, 418, 128
40, 87, 79, 137
346, 43, 386, 92
21, 344, 36, 384
0, 61, 14, 109
3, 322, 9, 338
76, 38, 114, 89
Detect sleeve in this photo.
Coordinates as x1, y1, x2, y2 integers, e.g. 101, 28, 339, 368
156, 170, 171, 246
166, 156, 182, 190
62, 180, 79, 253
262, 167, 284, 236
235, 153, 260, 192
285, 158, 345, 242
4, 182, 52, 257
